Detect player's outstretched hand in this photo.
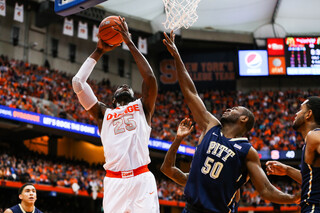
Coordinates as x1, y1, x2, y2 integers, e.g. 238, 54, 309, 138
266, 161, 287, 176
163, 30, 179, 57
113, 16, 132, 45
177, 118, 194, 139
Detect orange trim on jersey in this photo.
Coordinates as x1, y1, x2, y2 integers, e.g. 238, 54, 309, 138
105, 165, 149, 178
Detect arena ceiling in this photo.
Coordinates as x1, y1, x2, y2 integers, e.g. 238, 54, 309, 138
99, 0, 320, 37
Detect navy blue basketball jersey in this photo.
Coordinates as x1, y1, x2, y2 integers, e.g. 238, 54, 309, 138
184, 125, 252, 213
9, 204, 43, 213
300, 128, 320, 213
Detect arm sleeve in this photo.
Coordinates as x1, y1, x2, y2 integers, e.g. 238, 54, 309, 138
72, 57, 98, 110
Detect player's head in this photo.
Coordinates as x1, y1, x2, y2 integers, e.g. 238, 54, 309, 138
18, 183, 37, 205
293, 96, 320, 131
220, 106, 255, 133
112, 84, 135, 108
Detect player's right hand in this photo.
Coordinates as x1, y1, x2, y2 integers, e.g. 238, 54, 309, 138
96, 37, 119, 53
177, 118, 194, 139
265, 161, 287, 176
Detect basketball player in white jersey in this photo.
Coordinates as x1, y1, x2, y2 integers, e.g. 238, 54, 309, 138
72, 16, 159, 213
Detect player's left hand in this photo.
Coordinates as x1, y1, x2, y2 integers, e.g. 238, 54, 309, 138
163, 30, 179, 57
113, 16, 132, 45
177, 118, 194, 139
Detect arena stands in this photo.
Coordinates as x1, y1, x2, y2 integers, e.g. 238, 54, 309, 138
0, 149, 299, 208
1, 55, 319, 149
0, 55, 317, 212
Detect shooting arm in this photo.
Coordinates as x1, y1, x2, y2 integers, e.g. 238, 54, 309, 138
160, 136, 188, 186
127, 41, 157, 122
72, 48, 106, 123
114, 17, 157, 123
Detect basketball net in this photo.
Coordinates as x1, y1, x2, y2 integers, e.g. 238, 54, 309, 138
162, 0, 200, 31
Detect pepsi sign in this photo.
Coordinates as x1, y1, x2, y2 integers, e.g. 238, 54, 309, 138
238, 50, 269, 76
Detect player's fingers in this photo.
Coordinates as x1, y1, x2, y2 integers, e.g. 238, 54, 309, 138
112, 26, 119, 32
180, 118, 185, 125
119, 16, 124, 24
266, 161, 276, 166
162, 39, 167, 44
163, 32, 170, 41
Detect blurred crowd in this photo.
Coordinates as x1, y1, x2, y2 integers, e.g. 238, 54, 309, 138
0, 150, 299, 207
240, 180, 300, 207
0, 152, 104, 197
1, 55, 319, 150
0, 55, 309, 208
0, 151, 185, 202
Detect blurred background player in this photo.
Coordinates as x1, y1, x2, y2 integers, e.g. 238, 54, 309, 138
266, 96, 320, 213
72, 17, 159, 213
4, 183, 43, 213
161, 30, 299, 213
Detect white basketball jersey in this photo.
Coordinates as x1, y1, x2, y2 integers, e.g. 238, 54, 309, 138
101, 99, 151, 171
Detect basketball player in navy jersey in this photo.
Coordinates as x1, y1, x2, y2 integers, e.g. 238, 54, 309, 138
266, 96, 320, 213
5, 183, 43, 213
161, 31, 299, 213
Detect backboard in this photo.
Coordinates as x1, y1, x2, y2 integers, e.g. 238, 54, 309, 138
55, 0, 107, 16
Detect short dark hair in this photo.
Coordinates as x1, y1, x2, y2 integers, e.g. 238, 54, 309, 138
306, 96, 320, 125
241, 107, 255, 132
18, 183, 35, 195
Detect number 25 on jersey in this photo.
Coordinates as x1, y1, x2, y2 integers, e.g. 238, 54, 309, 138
113, 114, 137, 135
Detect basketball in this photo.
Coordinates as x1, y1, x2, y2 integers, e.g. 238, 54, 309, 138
98, 16, 123, 46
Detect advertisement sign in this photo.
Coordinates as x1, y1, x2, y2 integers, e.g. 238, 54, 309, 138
238, 50, 269, 76
285, 37, 320, 75
159, 51, 236, 90
0, 105, 196, 156
268, 56, 286, 75
267, 38, 285, 56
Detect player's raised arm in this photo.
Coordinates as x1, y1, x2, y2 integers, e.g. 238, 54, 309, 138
161, 118, 194, 186
72, 39, 118, 130
163, 31, 219, 132
114, 17, 157, 125
246, 147, 300, 204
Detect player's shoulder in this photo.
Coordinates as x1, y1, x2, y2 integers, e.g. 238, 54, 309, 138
245, 146, 259, 161
4, 207, 14, 213
35, 207, 43, 213
306, 129, 320, 144
308, 128, 320, 137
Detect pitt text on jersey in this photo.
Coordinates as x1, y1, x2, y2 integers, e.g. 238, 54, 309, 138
201, 141, 235, 179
